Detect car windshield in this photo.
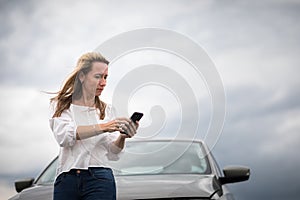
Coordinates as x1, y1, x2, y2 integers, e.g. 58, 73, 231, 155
35, 158, 58, 185
109, 141, 211, 176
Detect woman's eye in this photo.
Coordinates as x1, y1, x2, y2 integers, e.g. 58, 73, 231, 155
94, 74, 107, 80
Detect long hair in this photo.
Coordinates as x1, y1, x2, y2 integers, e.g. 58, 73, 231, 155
51, 52, 109, 120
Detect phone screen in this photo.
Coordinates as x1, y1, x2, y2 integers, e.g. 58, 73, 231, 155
130, 112, 143, 122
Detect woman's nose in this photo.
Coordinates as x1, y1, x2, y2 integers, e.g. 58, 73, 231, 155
99, 78, 106, 86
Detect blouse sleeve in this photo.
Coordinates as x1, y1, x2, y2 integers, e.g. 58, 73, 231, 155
105, 133, 123, 161
49, 102, 77, 147
104, 104, 124, 160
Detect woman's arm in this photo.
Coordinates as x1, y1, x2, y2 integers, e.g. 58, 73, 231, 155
76, 124, 102, 140
76, 120, 122, 140
111, 134, 127, 153
111, 121, 139, 153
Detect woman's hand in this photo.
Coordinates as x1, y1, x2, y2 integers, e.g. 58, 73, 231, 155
117, 117, 138, 138
99, 118, 139, 138
112, 120, 139, 151
98, 119, 122, 133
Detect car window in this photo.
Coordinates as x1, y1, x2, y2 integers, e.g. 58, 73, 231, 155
35, 158, 58, 185
109, 141, 211, 176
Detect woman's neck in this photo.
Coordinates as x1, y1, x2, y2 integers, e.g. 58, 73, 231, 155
73, 96, 95, 107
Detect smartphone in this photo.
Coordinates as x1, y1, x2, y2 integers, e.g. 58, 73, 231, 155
121, 112, 143, 134
130, 112, 144, 123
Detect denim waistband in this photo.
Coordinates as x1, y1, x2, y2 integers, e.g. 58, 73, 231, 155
66, 167, 112, 175
67, 169, 89, 175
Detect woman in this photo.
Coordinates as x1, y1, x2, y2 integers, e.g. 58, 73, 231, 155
49, 52, 138, 200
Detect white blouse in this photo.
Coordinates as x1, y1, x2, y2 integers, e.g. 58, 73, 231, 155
49, 103, 122, 177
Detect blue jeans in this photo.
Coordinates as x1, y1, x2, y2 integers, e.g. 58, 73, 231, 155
53, 167, 116, 200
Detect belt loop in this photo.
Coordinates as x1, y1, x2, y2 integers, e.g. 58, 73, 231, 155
88, 167, 93, 176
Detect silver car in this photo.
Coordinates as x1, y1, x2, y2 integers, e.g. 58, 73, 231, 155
9, 139, 250, 200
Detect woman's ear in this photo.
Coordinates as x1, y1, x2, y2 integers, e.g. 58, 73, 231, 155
78, 71, 85, 84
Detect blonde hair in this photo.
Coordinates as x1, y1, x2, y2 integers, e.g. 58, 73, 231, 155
51, 52, 109, 119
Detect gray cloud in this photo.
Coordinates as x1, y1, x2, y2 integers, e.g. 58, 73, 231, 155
213, 84, 300, 200
1, 0, 300, 199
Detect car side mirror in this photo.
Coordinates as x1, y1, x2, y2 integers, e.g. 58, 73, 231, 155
15, 178, 35, 193
219, 166, 250, 185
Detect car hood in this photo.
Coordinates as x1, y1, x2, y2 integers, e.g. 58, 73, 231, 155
115, 174, 219, 199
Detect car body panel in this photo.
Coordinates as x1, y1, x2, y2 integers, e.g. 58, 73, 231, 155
116, 174, 217, 199
9, 185, 53, 200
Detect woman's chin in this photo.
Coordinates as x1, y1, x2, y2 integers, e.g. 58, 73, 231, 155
95, 91, 102, 96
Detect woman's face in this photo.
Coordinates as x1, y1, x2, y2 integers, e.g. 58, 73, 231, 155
80, 61, 108, 97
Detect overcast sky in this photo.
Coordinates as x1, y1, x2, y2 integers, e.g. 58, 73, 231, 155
1, 0, 300, 200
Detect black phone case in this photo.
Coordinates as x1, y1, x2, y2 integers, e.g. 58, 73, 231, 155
130, 112, 143, 122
